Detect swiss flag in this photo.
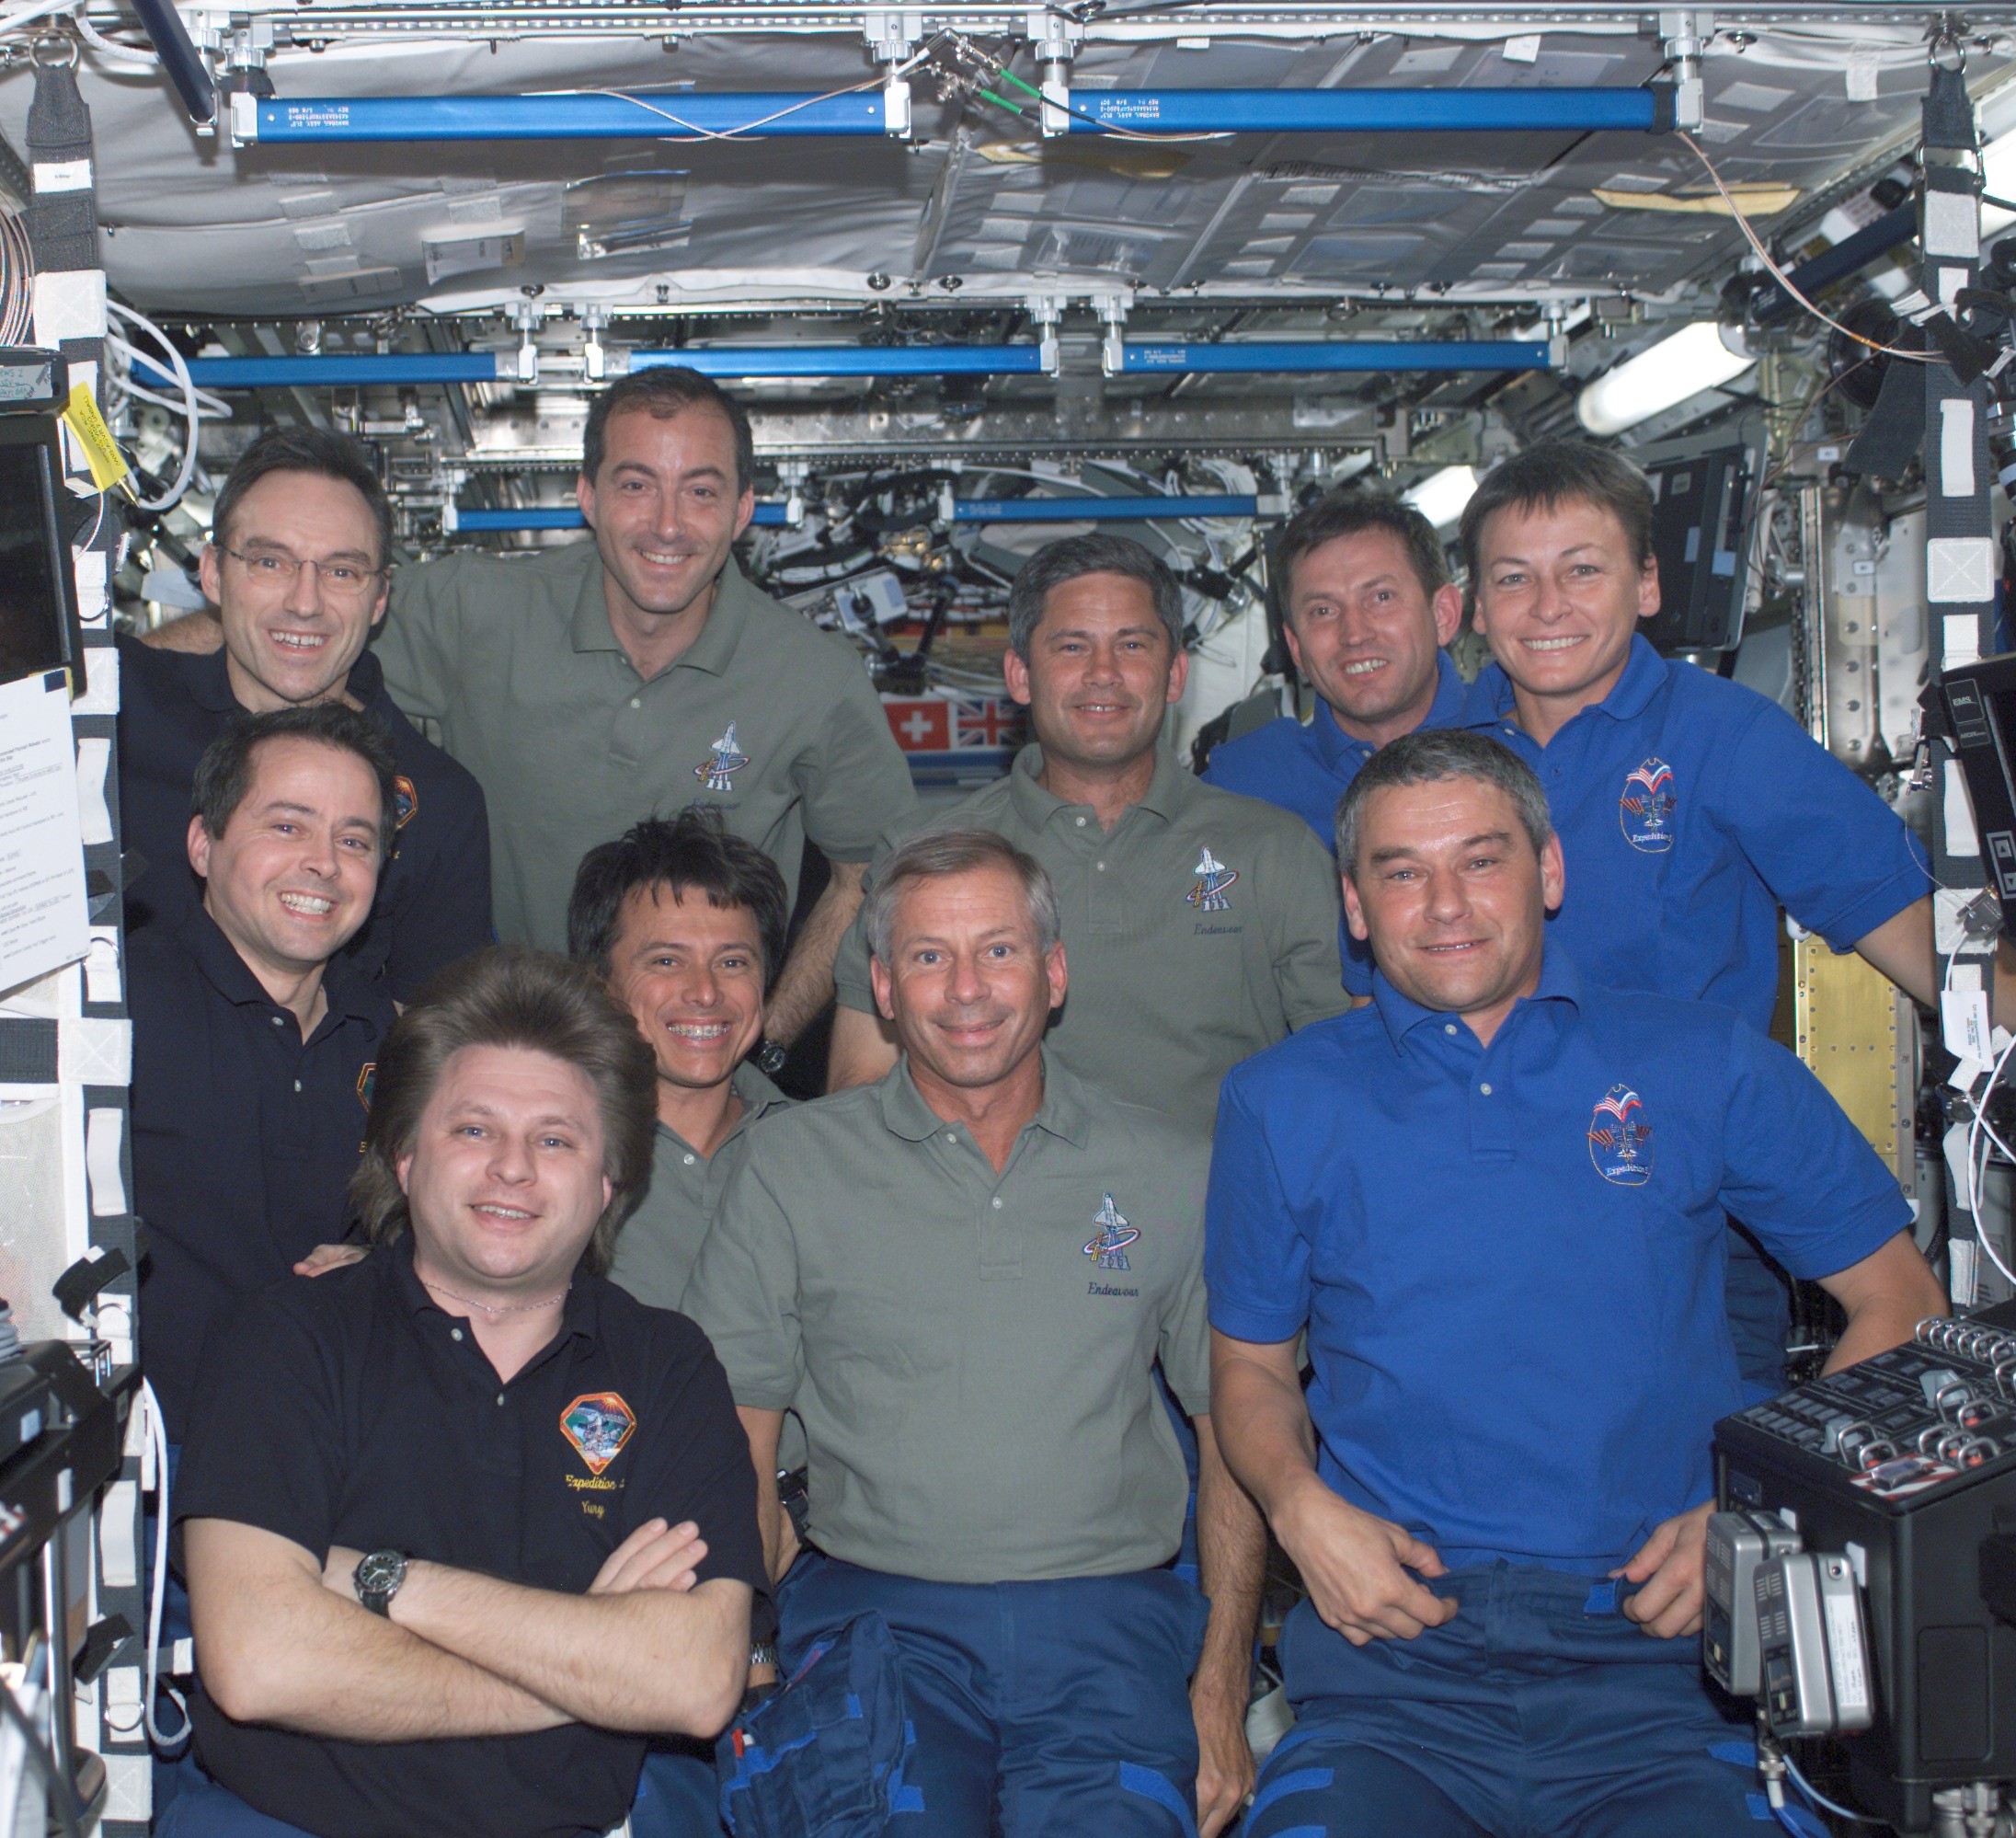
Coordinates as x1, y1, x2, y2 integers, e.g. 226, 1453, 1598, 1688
883, 699, 951, 752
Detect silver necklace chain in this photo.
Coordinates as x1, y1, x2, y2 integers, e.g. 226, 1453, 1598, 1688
420, 1276, 572, 1319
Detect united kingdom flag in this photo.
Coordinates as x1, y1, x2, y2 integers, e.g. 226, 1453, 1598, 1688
955, 699, 1018, 748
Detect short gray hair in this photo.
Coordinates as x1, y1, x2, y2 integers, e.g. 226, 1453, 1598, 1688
865, 827, 1062, 966
1006, 534, 1186, 661
1335, 729, 1553, 874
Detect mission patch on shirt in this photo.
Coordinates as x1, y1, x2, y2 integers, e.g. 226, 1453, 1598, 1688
685, 1053, 1210, 1584
374, 542, 915, 950
832, 743, 1348, 1135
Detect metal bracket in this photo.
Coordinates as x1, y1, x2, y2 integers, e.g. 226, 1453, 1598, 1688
1029, 6, 1082, 137
1097, 296, 1129, 376
776, 460, 810, 527
865, 9, 921, 138
177, 5, 229, 133
223, 16, 272, 76
511, 303, 543, 385
1658, 8, 1708, 132
1027, 293, 1068, 375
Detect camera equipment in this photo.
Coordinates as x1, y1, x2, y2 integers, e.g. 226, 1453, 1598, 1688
1710, 1310, 2016, 1831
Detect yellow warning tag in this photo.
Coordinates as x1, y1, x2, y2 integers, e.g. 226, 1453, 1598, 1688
61, 383, 131, 493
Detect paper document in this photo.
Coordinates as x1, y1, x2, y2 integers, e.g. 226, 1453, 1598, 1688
0, 671, 88, 999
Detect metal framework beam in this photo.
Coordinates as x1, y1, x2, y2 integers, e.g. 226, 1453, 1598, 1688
138, 347, 1048, 387
447, 493, 1267, 531
629, 346, 1048, 378
212, 4, 2007, 35
1114, 339, 1554, 374
145, 340, 1541, 390
233, 90, 891, 144
231, 85, 1669, 146
1067, 86, 1667, 135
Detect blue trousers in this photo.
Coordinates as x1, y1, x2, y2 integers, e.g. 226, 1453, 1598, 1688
1244, 1565, 1765, 1838
153, 1771, 315, 1838
777, 1555, 1208, 1838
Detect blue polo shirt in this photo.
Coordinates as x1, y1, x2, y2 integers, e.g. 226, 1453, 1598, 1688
1205, 651, 1466, 994
1205, 948, 1910, 1575
1205, 651, 1467, 849
1459, 636, 1930, 1033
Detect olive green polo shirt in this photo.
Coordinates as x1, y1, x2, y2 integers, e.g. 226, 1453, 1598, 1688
683, 1052, 1210, 1584
374, 541, 917, 950
609, 1062, 791, 1314
833, 742, 1350, 1135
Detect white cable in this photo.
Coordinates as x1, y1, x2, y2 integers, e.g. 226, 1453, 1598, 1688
72, 8, 156, 65
105, 301, 200, 511
1964, 1032, 2016, 1295
0, 0, 76, 38
579, 48, 933, 143
139, 1378, 189, 1754
1679, 131, 1936, 364
1782, 1752, 1885, 1824
106, 337, 231, 419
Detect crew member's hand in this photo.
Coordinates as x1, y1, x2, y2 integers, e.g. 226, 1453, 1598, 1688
1189, 1670, 1255, 1838
1616, 1499, 1714, 1639
1274, 1475, 1456, 1646
589, 1518, 706, 1596
294, 1243, 368, 1278
141, 611, 223, 653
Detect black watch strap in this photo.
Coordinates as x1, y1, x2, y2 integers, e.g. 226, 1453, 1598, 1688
353, 1549, 408, 1617
752, 1038, 788, 1076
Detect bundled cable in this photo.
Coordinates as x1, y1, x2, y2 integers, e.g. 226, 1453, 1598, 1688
0, 195, 32, 345
104, 299, 225, 512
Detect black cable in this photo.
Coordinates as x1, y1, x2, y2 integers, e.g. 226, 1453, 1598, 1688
0, 1661, 84, 1838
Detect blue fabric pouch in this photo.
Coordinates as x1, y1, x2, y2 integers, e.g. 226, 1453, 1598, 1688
716, 1610, 922, 1837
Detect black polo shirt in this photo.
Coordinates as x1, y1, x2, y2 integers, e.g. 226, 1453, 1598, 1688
173, 1239, 765, 1838
130, 908, 395, 1442
118, 638, 495, 1003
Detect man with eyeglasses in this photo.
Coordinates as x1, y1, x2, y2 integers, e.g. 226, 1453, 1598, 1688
126, 428, 492, 1003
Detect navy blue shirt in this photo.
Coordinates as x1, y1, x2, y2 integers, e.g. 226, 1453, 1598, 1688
1205, 652, 1466, 994
1205, 947, 1910, 1575
1204, 651, 1467, 849
118, 638, 494, 1005
131, 908, 394, 1441
1459, 635, 1930, 1033
175, 1238, 765, 1838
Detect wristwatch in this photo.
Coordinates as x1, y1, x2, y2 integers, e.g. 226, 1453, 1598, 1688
742, 1643, 781, 1717
353, 1549, 409, 1617
752, 1039, 788, 1076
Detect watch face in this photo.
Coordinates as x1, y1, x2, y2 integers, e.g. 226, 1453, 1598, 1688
358, 1551, 406, 1592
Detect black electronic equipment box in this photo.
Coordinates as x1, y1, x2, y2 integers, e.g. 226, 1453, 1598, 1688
1938, 656, 2016, 925
0, 414, 85, 688
1713, 1312, 2016, 1831
1644, 444, 1755, 653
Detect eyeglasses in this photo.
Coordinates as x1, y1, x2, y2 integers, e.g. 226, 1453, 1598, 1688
221, 546, 386, 603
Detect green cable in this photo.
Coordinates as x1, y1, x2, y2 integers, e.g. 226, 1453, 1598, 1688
978, 86, 1025, 114
996, 66, 1045, 98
